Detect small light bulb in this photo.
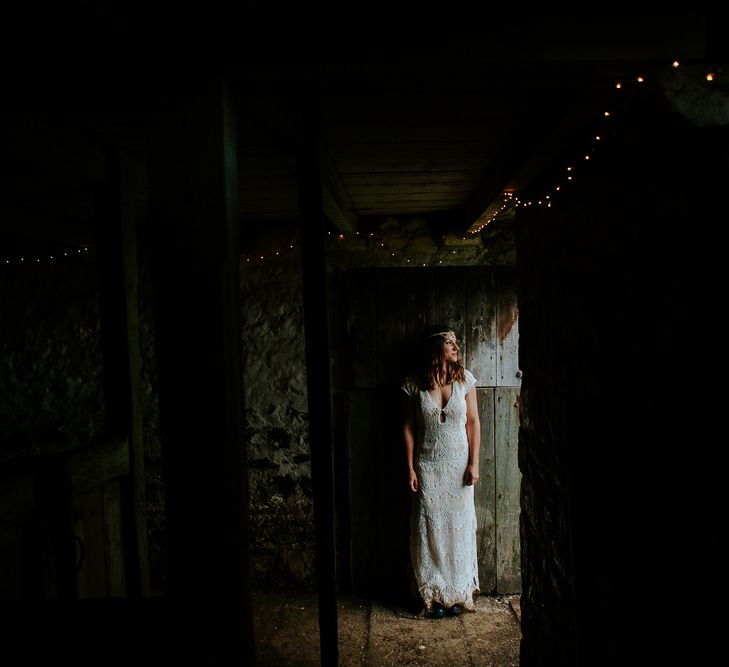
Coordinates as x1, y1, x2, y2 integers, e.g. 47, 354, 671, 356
567, 166, 573, 171
615, 82, 622, 89
706, 72, 715, 82
672, 60, 680, 68
585, 155, 590, 160
636, 76, 644, 83
604, 111, 611, 117
595, 135, 601, 141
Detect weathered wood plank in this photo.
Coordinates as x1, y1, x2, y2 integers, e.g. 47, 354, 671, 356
102, 479, 127, 597
376, 270, 408, 387
495, 386, 521, 594
341, 171, 487, 187
350, 192, 469, 205
78, 486, 107, 598
344, 181, 482, 195
403, 269, 435, 343
474, 387, 497, 594
345, 391, 378, 591
322, 120, 505, 144
335, 156, 492, 174
347, 270, 378, 389
330, 140, 497, 161
465, 267, 498, 386
355, 204, 463, 214
433, 267, 467, 360
497, 269, 521, 388
0, 469, 36, 527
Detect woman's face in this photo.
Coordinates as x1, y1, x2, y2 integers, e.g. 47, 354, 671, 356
442, 331, 459, 363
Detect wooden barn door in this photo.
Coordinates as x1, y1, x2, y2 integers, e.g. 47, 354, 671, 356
330, 266, 521, 601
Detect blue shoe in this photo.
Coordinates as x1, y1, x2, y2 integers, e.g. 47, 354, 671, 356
428, 604, 446, 619
447, 604, 463, 616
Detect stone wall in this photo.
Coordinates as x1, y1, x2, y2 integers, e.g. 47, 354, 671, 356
0, 250, 167, 594
0, 258, 105, 460
240, 240, 316, 590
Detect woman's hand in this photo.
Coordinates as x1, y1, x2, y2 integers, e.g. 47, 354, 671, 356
408, 468, 419, 493
463, 464, 479, 486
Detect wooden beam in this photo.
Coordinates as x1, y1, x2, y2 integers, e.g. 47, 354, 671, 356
296, 98, 340, 667
95, 147, 151, 598
149, 57, 255, 664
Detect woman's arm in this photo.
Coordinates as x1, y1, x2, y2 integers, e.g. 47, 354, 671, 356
464, 386, 480, 485
402, 394, 419, 492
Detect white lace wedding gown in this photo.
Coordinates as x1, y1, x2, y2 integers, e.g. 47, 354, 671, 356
401, 369, 480, 613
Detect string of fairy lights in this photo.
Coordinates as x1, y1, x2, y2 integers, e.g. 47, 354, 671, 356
468, 58, 723, 232
4, 59, 721, 268
2, 245, 91, 266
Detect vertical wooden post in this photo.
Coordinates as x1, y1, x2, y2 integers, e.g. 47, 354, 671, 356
96, 147, 151, 598
297, 105, 339, 666
149, 55, 255, 665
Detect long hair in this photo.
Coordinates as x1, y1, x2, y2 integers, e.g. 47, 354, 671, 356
415, 323, 466, 390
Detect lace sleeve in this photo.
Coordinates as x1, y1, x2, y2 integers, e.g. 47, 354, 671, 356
464, 369, 477, 391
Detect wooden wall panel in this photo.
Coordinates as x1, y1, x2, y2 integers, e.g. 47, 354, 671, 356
331, 266, 522, 597
495, 386, 522, 593
433, 268, 467, 359
496, 269, 521, 388
345, 391, 378, 592
343, 272, 377, 389
375, 271, 408, 387
102, 479, 127, 597
404, 270, 435, 343
343, 389, 411, 602
465, 267, 498, 386
474, 387, 496, 594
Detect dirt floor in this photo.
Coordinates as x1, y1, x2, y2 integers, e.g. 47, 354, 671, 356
252, 589, 522, 666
